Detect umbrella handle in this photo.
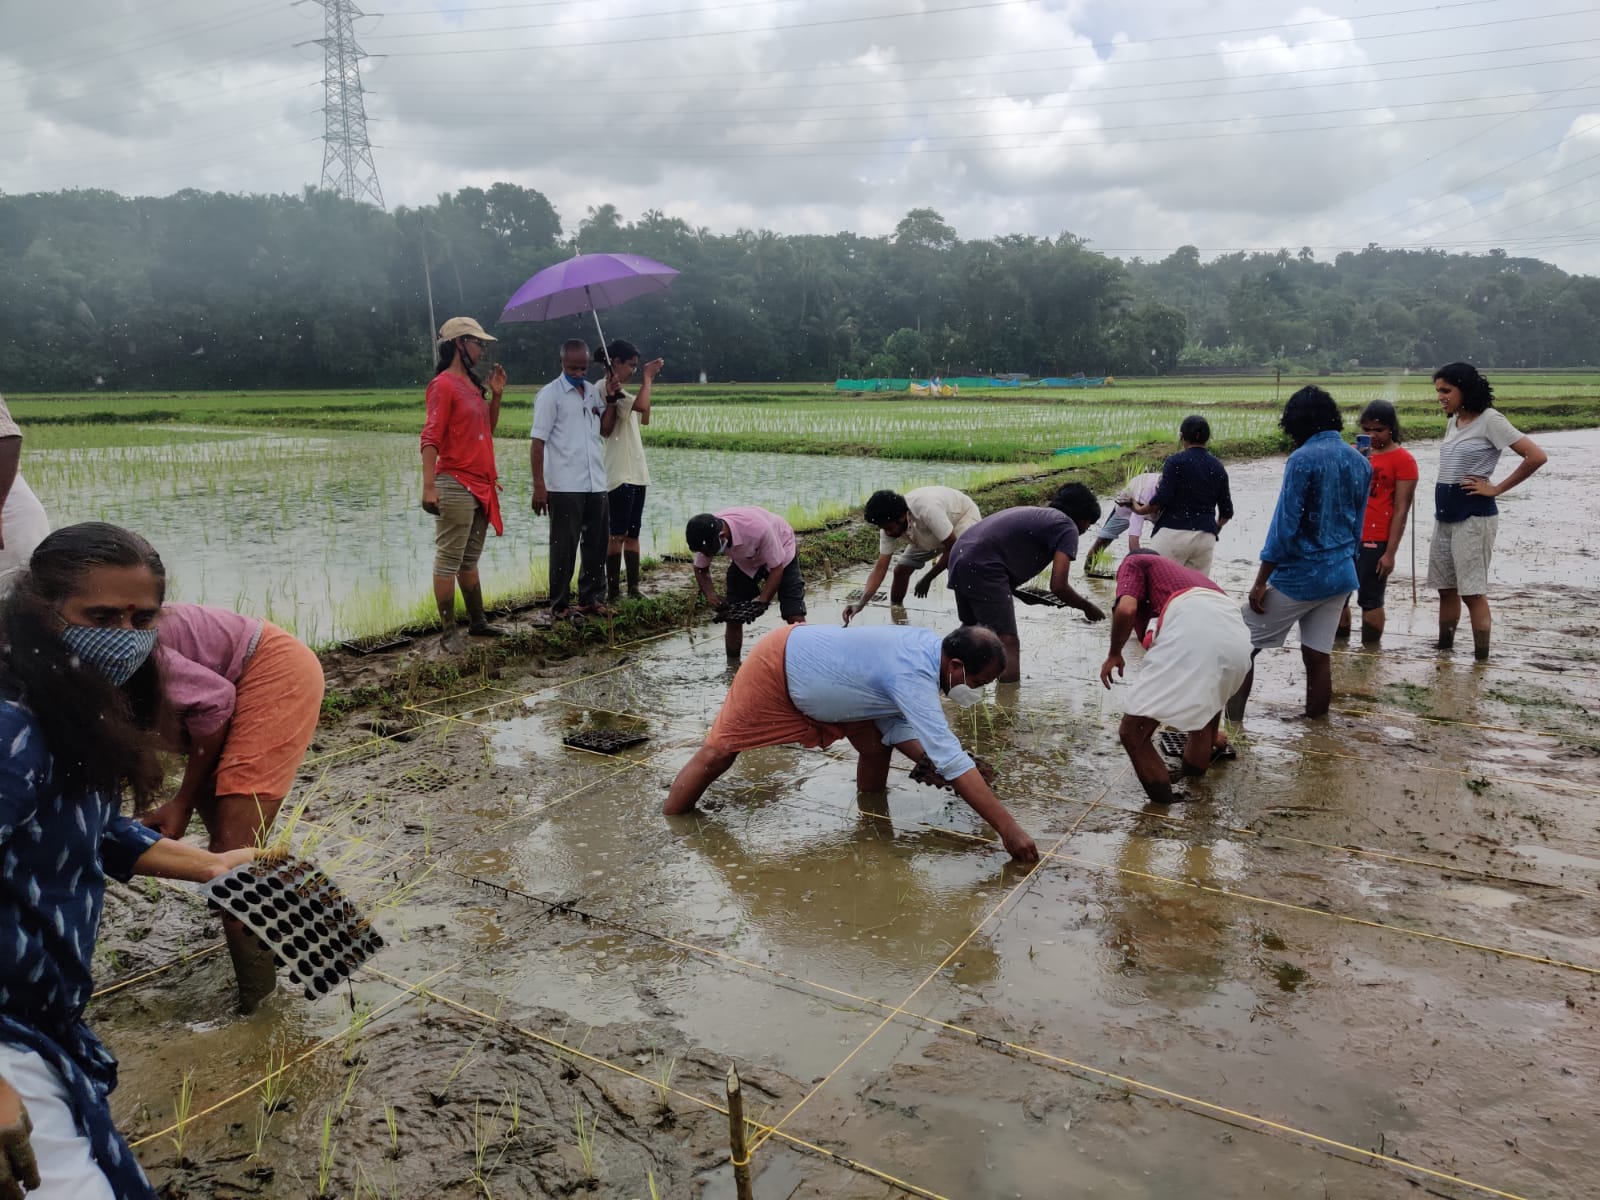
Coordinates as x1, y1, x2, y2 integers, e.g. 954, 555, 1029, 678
587, 287, 608, 361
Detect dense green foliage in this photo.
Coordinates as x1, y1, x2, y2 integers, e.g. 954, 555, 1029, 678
3, 186, 1597, 390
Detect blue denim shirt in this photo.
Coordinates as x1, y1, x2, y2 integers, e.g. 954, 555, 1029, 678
783, 625, 975, 780
0, 699, 162, 1200
1260, 431, 1372, 601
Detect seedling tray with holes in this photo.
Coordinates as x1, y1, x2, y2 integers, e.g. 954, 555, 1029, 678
1158, 730, 1189, 757
199, 856, 383, 1000
562, 728, 650, 754
845, 588, 886, 603
338, 633, 414, 656
1012, 587, 1071, 608
713, 600, 769, 625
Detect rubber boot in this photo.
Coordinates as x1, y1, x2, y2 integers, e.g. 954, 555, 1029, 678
1473, 629, 1491, 661
606, 552, 622, 602
462, 584, 507, 637
438, 601, 467, 653
625, 550, 642, 599
1437, 622, 1457, 650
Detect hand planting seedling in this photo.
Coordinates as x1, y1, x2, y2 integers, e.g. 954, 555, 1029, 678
199, 854, 383, 1000
909, 756, 996, 792
713, 599, 768, 625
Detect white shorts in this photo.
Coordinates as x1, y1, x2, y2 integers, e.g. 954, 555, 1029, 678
1124, 588, 1253, 730
1427, 515, 1497, 596
892, 544, 939, 571
0, 1042, 116, 1200
1240, 588, 1348, 655
1147, 527, 1217, 575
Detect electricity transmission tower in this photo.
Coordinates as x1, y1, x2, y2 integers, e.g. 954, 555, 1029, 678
313, 0, 383, 208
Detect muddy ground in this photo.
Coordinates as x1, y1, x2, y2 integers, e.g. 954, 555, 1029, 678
91, 429, 1599, 1199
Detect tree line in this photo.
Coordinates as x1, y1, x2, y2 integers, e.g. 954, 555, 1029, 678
2, 185, 1596, 391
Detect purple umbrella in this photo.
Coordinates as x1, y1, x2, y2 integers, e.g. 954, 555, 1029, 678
499, 253, 679, 352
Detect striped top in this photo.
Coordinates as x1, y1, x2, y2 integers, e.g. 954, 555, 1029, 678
1436, 409, 1523, 484
1434, 408, 1522, 523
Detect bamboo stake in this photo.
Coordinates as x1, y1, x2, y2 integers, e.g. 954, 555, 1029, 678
1410, 506, 1418, 606
726, 1066, 755, 1200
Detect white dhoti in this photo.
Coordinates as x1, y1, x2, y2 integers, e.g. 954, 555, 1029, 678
1123, 587, 1252, 731
0, 474, 50, 592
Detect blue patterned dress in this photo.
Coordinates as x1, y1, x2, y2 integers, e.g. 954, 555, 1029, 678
0, 698, 162, 1200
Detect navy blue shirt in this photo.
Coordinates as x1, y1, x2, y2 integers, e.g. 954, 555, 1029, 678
0, 698, 162, 1200
948, 506, 1080, 589
1150, 446, 1234, 535
1260, 430, 1372, 601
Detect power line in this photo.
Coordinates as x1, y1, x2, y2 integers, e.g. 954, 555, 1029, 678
313, 0, 384, 207
375, 4, 1597, 58
375, 99, 1600, 156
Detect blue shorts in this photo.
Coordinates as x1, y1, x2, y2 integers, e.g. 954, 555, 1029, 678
608, 483, 647, 539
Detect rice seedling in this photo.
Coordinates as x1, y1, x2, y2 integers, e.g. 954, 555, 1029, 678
573, 1100, 598, 1179
168, 1069, 196, 1165
648, 1048, 678, 1117
342, 1000, 373, 1065
316, 1105, 338, 1198
384, 1103, 400, 1157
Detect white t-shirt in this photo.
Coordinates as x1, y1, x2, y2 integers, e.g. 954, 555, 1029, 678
879, 486, 981, 555
1436, 408, 1522, 484
603, 389, 650, 488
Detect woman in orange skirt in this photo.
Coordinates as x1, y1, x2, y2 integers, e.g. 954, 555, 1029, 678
141, 603, 325, 1010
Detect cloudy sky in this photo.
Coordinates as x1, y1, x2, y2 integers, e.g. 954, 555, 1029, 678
5, 0, 1598, 271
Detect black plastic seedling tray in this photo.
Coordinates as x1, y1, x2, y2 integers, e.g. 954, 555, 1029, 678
1158, 730, 1189, 758
713, 600, 769, 625
845, 589, 887, 603
562, 728, 650, 754
199, 856, 383, 1000
1012, 587, 1071, 608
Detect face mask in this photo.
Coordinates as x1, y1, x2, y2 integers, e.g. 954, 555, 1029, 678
717, 537, 730, 555
946, 665, 984, 708
59, 624, 158, 687
564, 372, 588, 389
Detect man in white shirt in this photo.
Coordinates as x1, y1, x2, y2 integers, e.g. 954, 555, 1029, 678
0, 392, 50, 592
531, 339, 617, 616
843, 486, 981, 623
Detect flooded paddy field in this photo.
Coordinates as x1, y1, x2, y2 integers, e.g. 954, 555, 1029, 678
28, 430, 1003, 644
92, 430, 1599, 1199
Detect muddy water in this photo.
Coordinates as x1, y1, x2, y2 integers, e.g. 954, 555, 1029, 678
96, 428, 1599, 1199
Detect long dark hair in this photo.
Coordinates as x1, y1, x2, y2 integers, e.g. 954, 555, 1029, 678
1433, 361, 1494, 413
435, 338, 488, 399
1, 523, 169, 804
1359, 399, 1403, 443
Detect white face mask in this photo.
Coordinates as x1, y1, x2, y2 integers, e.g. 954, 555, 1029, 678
946, 664, 984, 708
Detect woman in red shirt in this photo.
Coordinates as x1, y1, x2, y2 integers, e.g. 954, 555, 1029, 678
1338, 400, 1418, 643
420, 317, 508, 652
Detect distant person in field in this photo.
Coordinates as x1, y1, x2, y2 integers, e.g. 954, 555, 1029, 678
664, 623, 1039, 862
944, 483, 1105, 683
597, 339, 664, 602
0, 390, 52, 593
1099, 550, 1251, 804
139, 600, 324, 1012
419, 317, 508, 653
1228, 387, 1370, 721
686, 506, 806, 660
1084, 470, 1161, 568
843, 486, 981, 624
532, 339, 617, 619
1337, 400, 1418, 644
1428, 362, 1547, 661
1135, 414, 1233, 575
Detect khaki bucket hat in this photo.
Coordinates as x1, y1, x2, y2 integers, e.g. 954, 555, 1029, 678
438, 316, 498, 343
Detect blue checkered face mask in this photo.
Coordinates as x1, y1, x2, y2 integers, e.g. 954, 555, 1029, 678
59, 624, 158, 686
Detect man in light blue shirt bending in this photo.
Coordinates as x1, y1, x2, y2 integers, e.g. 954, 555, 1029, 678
663, 623, 1039, 861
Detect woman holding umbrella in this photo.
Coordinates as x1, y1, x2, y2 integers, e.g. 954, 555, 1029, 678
598, 339, 664, 601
